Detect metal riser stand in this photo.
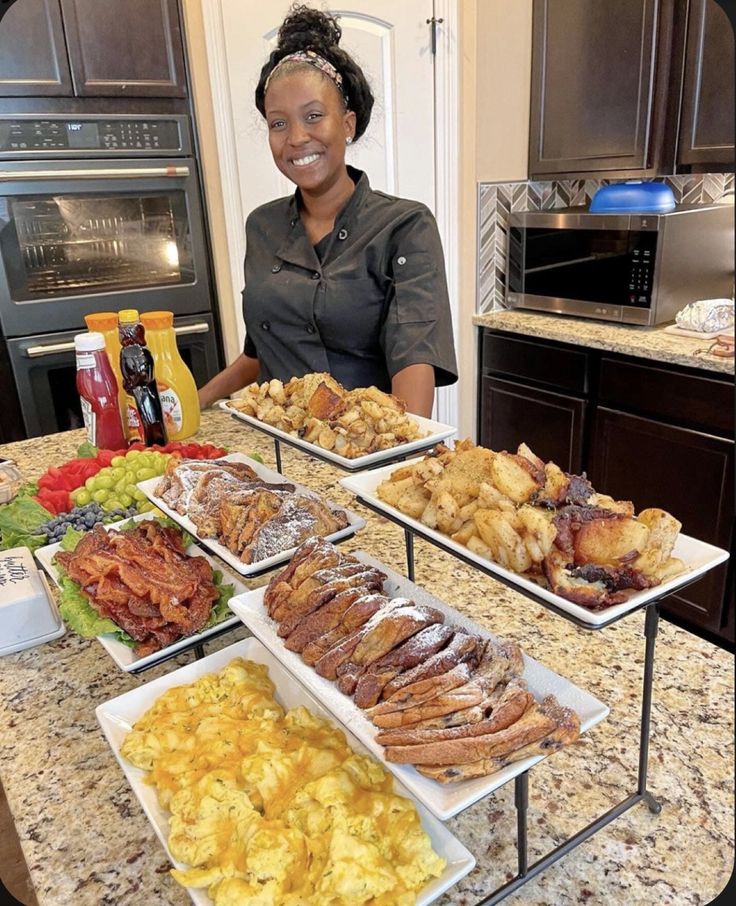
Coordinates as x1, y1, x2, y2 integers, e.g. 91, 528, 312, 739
353, 497, 689, 905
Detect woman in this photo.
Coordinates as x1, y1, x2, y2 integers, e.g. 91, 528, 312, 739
198, 4, 457, 417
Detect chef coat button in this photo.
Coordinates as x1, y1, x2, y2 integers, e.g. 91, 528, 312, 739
338, 228, 348, 240
271, 262, 281, 273
306, 324, 316, 334
290, 218, 297, 227
397, 255, 407, 265
261, 321, 271, 331
311, 271, 320, 280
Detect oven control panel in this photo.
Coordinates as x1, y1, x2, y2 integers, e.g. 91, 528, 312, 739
0, 116, 189, 157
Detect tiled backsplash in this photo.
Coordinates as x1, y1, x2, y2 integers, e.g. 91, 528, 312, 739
477, 173, 735, 314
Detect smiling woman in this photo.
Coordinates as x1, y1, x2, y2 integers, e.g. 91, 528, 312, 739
197, 3, 458, 418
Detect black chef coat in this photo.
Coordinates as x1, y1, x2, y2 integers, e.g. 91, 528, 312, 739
241, 167, 458, 391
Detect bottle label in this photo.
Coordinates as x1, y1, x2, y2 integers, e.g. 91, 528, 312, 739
157, 383, 183, 434
126, 398, 142, 438
76, 353, 96, 370
80, 396, 96, 445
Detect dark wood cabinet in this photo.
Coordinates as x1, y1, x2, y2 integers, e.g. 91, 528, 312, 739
529, 0, 734, 177
678, 0, 735, 168
0, 0, 73, 96
479, 328, 735, 647
0, 0, 186, 98
588, 407, 733, 635
60, 0, 186, 97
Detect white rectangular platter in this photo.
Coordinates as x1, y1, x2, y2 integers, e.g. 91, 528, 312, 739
96, 637, 475, 906
138, 452, 365, 576
219, 400, 456, 470
35, 512, 246, 673
228, 551, 610, 821
340, 459, 731, 627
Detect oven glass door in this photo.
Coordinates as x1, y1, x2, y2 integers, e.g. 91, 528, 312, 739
6, 313, 220, 439
0, 159, 211, 336
510, 227, 658, 307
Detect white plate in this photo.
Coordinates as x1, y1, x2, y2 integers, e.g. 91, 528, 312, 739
138, 452, 365, 577
34, 512, 246, 673
340, 459, 731, 627
96, 637, 475, 906
229, 551, 610, 821
219, 400, 457, 470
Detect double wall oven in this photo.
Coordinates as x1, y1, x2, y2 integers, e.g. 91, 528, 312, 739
0, 113, 221, 440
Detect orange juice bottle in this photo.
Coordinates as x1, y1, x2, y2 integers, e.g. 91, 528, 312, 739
139, 311, 200, 440
84, 312, 130, 443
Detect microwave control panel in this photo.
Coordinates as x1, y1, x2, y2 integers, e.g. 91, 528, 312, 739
627, 235, 658, 307
0, 117, 188, 157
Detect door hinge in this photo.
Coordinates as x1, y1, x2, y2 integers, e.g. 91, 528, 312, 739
426, 16, 444, 55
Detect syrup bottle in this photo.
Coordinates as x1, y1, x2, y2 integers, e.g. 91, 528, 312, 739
117, 309, 168, 447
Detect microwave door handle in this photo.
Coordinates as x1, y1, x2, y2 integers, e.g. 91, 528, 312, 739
25, 340, 77, 357
173, 322, 210, 336
0, 165, 190, 181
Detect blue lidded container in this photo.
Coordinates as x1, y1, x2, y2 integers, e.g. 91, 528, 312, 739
589, 181, 676, 214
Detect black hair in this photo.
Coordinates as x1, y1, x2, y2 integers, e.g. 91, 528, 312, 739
255, 4, 374, 141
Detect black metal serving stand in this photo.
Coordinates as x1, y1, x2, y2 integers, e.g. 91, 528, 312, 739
352, 495, 709, 905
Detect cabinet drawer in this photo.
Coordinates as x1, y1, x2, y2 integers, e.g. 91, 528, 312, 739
598, 356, 734, 436
482, 331, 589, 394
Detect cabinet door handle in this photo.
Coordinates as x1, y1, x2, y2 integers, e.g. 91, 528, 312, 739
0, 165, 190, 182
25, 340, 77, 357
173, 322, 210, 336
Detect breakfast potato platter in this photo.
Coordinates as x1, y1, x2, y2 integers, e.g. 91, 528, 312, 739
220, 372, 456, 470
35, 512, 246, 673
339, 444, 730, 627
97, 637, 476, 906
229, 545, 609, 821
137, 452, 365, 576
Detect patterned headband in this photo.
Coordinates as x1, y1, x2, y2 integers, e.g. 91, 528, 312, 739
265, 49, 349, 106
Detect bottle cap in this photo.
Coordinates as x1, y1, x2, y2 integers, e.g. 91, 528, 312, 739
85, 312, 118, 331
118, 309, 140, 323
140, 310, 174, 329
74, 332, 106, 352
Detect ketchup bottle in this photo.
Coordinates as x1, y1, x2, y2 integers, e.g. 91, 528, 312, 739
118, 309, 168, 447
74, 332, 127, 450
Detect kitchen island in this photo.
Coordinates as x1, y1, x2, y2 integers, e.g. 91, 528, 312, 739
0, 410, 733, 905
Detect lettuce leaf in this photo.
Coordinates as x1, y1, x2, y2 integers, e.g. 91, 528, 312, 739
57, 573, 135, 646
0, 496, 52, 552
206, 570, 236, 628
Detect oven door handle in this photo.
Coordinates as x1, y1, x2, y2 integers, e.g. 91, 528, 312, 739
174, 322, 210, 336
24, 340, 77, 357
0, 165, 190, 181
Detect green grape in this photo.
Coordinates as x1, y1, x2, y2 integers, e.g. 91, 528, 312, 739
108, 467, 126, 482
135, 467, 156, 482
110, 455, 126, 468
104, 497, 122, 511
125, 449, 141, 460
119, 493, 133, 508
137, 453, 154, 468
114, 477, 128, 494
124, 470, 137, 486
95, 473, 114, 490
137, 500, 155, 513
124, 484, 138, 499
92, 488, 109, 503
133, 489, 147, 502
84, 476, 97, 491
75, 488, 92, 506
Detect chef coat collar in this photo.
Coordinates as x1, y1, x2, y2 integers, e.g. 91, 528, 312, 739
276, 167, 369, 270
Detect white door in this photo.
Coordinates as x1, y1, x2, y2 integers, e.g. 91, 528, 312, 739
201, 0, 458, 423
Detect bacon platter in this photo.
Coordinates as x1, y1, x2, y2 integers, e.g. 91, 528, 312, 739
55, 521, 219, 658
263, 537, 581, 783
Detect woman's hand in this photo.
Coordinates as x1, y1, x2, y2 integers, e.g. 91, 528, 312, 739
391, 363, 435, 418
197, 353, 260, 409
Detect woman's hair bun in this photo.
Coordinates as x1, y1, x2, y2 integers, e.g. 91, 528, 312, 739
277, 4, 342, 55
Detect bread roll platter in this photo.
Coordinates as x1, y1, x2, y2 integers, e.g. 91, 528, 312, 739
340, 444, 729, 628
228, 544, 609, 821
137, 452, 365, 577
219, 372, 456, 471
96, 637, 476, 906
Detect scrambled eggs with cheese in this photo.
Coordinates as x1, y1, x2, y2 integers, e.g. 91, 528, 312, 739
121, 658, 446, 904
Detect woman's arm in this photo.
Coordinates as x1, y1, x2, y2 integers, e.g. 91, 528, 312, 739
197, 353, 260, 409
392, 363, 435, 417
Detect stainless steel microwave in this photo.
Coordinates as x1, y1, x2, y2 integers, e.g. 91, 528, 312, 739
506, 205, 734, 325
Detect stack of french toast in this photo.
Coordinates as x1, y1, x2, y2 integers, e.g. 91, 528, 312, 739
264, 537, 580, 783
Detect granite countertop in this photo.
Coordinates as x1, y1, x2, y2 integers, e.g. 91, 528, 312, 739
473, 310, 735, 376
0, 411, 733, 905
